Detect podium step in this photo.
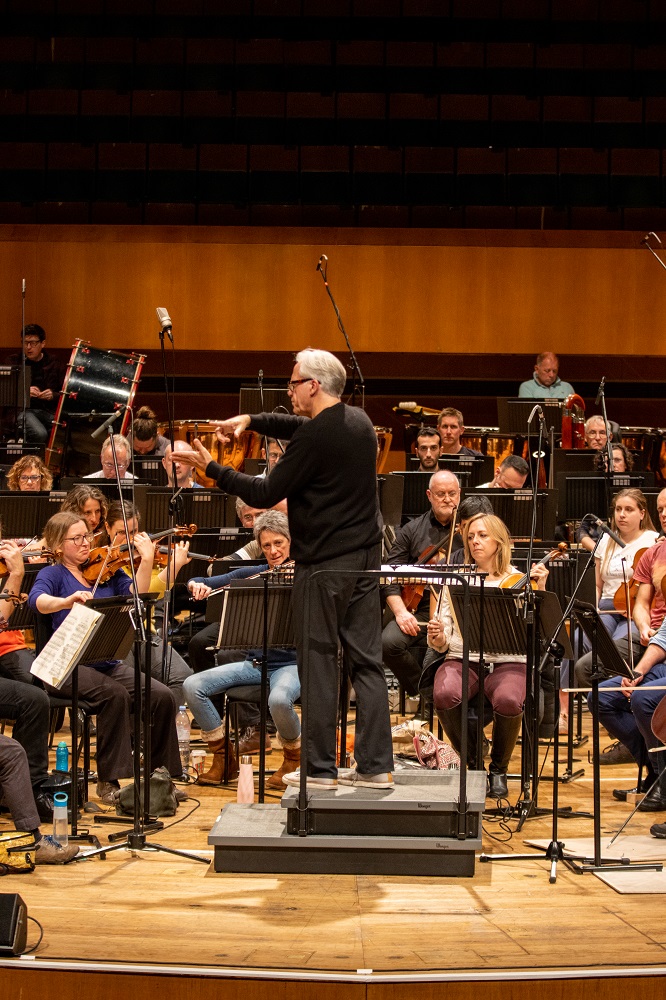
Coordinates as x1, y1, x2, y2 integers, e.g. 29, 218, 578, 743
208, 771, 485, 876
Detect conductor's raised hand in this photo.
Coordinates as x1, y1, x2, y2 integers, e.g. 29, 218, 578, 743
214, 414, 251, 444
171, 438, 214, 473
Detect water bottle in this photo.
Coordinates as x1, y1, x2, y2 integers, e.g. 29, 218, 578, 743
237, 755, 255, 804
55, 741, 68, 773
175, 706, 191, 775
52, 792, 69, 847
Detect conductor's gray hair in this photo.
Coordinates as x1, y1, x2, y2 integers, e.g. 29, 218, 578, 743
295, 348, 347, 397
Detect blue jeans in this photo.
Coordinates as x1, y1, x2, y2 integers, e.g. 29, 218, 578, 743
183, 659, 301, 742
597, 662, 666, 780
17, 407, 52, 443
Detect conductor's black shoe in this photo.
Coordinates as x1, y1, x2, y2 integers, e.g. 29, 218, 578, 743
637, 785, 666, 812
612, 781, 650, 802
650, 822, 666, 839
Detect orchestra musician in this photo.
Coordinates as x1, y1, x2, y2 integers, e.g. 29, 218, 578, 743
60, 484, 108, 534
584, 415, 610, 451
477, 454, 529, 490
436, 408, 483, 457
382, 469, 462, 710
427, 513, 548, 799
175, 348, 394, 790
85, 434, 136, 480
576, 445, 635, 553
163, 439, 203, 489
518, 352, 574, 399
6, 455, 52, 492
29, 511, 182, 806
414, 426, 442, 472
183, 511, 300, 788
131, 405, 169, 456
7, 324, 63, 444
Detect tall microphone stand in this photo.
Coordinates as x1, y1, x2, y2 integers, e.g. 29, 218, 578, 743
155, 309, 179, 740
19, 279, 27, 442
315, 254, 365, 409
595, 376, 614, 515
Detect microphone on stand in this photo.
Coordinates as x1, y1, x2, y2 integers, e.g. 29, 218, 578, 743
91, 405, 127, 441
593, 517, 626, 549
22, 279, 25, 297
316, 254, 328, 273
595, 377, 605, 407
527, 404, 544, 424
642, 231, 662, 245
156, 307, 174, 344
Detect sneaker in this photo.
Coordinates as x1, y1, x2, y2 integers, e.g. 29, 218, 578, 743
596, 741, 635, 766
237, 727, 272, 756
96, 781, 120, 806
338, 771, 394, 789
282, 769, 337, 789
34, 835, 79, 865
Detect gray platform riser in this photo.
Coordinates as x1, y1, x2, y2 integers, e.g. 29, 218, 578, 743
213, 846, 476, 877
286, 808, 481, 837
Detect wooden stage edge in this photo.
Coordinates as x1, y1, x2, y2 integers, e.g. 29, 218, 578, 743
1, 966, 666, 1000
0, 958, 666, 1000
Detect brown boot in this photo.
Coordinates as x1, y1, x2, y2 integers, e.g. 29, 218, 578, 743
198, 729, 239, 785
266, 741, 301, 790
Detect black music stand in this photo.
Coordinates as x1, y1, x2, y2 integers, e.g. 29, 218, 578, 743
68, 593, 207, 865
461, 488, 557, 541
497, 398, 563, 435
216, 576, 294, 803
565, 599, 663, 876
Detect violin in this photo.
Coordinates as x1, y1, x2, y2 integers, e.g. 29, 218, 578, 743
499, 542, 568, 591
613, 546, 649, 615
83, 525, 197, 586
400, 535, 452, 613
0, 549, 55, 576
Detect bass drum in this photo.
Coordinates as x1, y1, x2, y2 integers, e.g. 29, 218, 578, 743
46, 339, 145, 475
163, 420, 259, 488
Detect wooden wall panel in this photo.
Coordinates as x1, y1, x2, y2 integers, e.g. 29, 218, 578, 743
0, 226, 663, 358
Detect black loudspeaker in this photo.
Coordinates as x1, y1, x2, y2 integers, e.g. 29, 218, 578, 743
0, 893, 28, 955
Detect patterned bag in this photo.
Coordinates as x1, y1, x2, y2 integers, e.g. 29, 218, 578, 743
0, 832, 36, 875
413, 731, 460, 770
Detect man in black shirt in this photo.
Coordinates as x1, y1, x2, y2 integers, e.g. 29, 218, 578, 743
8, 324, 62, 443
437, 407, 483, 459
176, 348, 394, 789
382, 469, 462, 700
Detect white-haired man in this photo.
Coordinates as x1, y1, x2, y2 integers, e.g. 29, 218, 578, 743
85, 434, 135, 479
177, 348, 394, 789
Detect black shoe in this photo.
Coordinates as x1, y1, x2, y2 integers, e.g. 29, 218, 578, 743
650, 822, 666, 839
637, 785, 666, 812
487, 770, 508, 799
612, 781, 651, 802
34, 790, 55, 822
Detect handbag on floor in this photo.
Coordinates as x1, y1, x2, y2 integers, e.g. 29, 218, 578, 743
0, 832, 36, 875
116, 766, 178, 817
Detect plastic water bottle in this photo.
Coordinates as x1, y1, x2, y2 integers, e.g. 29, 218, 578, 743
52, 792, 69, 847
56, 741, 68, 773
175, 706, 191, 775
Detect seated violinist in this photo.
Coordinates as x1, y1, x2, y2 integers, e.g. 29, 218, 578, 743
381, 469, 462, 708
60, 484, 108, 536
427, 513, 548, 799
29, 511, 183, 805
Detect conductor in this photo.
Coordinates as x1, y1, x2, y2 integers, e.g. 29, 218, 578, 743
176, 348, 394, 789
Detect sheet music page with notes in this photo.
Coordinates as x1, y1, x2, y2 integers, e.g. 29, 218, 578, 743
30, 602, 102, 689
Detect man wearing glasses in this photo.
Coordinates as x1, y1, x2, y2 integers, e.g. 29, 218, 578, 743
7, 324, 63, 443
382, 469, 462, 709
176, 348, 394, 790
85, 434, 136, 479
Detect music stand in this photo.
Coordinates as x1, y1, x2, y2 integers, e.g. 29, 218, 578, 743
560, 599, 663, 876
557, 474, 647, 522
0, 492, 63, 540
497, 398, 562, 435
461, 488, 557, 540
239, 386, 290, 415
216, 577, 294, 802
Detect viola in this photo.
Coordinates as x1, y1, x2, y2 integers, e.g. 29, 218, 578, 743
83, 524, 197, 585
400, 538, 450, 613
613, 546, 649, 615
0, 549, 55, 576
499, 542, 568, 591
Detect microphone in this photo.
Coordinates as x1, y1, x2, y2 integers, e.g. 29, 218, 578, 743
642, 231, 662, 245
156, 307, 174, 343
91, 405, 126, 441
593, 517, 626, 549
595, 376, 605, 407
22, 279, 25, 296
527, 404, 543, 424
316, 254, 328, 272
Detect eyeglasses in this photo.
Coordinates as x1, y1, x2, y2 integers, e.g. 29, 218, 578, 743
102, 461, 128, 470
23, 340, 42, 347
64, 532, 94, 546
286, 378, 313, 393
429, 490, 459, 501
19, 474, 41, 483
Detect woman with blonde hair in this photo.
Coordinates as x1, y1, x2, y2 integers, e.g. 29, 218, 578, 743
427, 513, 548, 799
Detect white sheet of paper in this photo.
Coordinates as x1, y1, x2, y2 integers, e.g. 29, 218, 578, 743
30, 601, 102, 689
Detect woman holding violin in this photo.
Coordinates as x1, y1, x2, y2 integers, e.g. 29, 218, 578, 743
28, 511, 182, 806
427, 513, 548, 800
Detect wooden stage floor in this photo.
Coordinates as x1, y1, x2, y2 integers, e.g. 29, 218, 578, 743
2, 715, 666, 998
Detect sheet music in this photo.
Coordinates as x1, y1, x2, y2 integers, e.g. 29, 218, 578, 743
30, 602, 102, 689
